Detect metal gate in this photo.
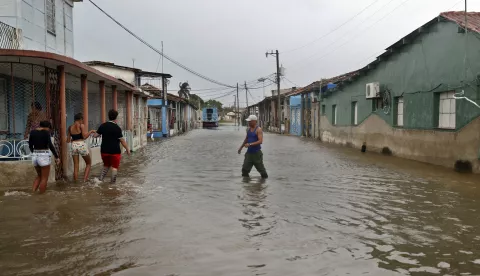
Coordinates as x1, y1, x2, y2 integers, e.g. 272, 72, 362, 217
290, 106, 301, 136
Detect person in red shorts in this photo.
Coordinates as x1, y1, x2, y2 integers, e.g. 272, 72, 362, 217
93, 109, 130, 183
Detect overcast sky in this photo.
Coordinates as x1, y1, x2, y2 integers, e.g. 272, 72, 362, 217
73, 0, 475, 107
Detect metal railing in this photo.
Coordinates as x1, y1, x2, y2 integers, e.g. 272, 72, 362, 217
0, 139, 31, 160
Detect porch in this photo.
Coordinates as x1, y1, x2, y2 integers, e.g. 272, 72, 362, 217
0, 50, 148, 187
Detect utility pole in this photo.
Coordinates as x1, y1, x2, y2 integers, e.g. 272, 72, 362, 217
161, 41, 168, 137
266, 50, 281, 134
245, 81, 249, 116
161, 41, 164, 74
236, 83, 239, 128
233, 95, 236, 126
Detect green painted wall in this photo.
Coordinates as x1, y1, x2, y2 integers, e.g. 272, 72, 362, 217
322, 21, 480, 130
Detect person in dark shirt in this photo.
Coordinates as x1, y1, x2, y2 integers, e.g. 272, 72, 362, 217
92, 109, 130, 183
28, 120, 60, 194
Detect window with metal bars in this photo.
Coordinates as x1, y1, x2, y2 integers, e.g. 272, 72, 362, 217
0, 79, 7, 131
46, 0, 56, 35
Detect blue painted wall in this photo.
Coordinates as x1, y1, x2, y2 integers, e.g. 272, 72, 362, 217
147, 99, 169, 136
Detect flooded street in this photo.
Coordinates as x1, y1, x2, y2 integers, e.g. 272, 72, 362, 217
2, 125, 480, 275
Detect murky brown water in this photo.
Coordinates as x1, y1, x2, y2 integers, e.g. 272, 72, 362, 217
2, 125, 480, 275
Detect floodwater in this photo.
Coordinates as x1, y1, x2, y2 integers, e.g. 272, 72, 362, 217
2, 126, 480, 276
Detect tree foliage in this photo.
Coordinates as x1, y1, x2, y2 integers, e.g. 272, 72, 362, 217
204, 99, 223, 111
189, 94, 205, 107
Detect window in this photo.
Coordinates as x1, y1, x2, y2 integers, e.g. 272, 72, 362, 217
321, 104, 326, 115
352, 102, 358, 125
332, 104, 337, 125
46, 0, 56, 35
0, 79, 7, 131
372, 98, 383, 111
396, 97, 404, 127
439, 91, 456, 129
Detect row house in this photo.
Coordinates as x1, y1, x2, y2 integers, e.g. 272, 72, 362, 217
0, 1, 172, 187
248, 11, 480, 173
145, 88, 200, 138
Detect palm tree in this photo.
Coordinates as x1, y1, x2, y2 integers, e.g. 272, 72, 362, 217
178, 82, 191, 99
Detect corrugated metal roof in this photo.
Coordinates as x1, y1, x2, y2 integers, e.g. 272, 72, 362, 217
441, 11, 480, 33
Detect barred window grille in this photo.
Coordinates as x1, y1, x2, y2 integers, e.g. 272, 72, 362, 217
0, 78, 7, 131
0, 21, 21, 49
46, 0, 56, 35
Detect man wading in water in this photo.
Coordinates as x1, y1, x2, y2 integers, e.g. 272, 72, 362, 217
238, 115, 268, 178
92, 109, 130, 183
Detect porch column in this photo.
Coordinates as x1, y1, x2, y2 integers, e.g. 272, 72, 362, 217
300, 93, 305, 137
143, 97, 148, 131
58, 65, 67, 175
112, 85, 118, 111
81, 74, 88, 131
126, 91, 133, 131
100, 81, 106, 122
45, 66, 50, 120
134, 95, 139, 133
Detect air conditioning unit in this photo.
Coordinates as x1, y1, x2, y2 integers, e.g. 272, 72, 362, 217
366, 82, 380, 99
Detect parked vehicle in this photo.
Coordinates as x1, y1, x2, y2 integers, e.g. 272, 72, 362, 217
202, 107, 219, 128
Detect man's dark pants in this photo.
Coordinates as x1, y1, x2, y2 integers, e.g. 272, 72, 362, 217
242, 150, 268, 178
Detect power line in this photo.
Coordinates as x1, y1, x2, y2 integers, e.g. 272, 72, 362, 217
282, 0, 382, 54
282, 76, 299, 87
205, 88, 239, 100
247, 81, 275, 90
287, 0, 398, 70
87, 0, 235, 88
289, 0, 413, 73
166, 87, 232, 92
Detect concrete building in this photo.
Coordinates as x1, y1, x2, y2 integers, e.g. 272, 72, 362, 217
0, 0, 80, 56
318, 11, 480, 172
0, 4, 164, 188
0, 50, 147, 187
83, 61, 172, 144
147, 92, 199, 138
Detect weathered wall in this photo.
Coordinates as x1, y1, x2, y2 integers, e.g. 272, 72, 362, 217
0, 160, 55, 188
89, 65, 136, 85
0, 0, 75, 56
320, 114, 480, 172
321, 20, 480, 130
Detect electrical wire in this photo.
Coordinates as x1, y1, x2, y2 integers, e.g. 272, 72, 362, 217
281, 0, 382, 54
207, 89, 239, 100
247, 81, 275, 90
287, 0, 398, 70
289, 0, 413, 73
282, 76, 298, 87
87, 0, 235, 88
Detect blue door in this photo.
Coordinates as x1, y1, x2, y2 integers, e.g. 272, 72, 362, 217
290, 106, 301, 136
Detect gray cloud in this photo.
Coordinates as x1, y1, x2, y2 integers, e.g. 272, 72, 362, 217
74, 0, 475, 107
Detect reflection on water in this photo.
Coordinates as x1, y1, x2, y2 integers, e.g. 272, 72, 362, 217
1, 126, 480, 275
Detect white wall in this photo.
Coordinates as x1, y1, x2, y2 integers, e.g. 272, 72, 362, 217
0, 0, 75, 57
89, 65, 136, 85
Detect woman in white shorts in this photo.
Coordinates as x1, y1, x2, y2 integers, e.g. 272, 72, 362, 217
28, 121, 60, 194
67, 113, 95, 182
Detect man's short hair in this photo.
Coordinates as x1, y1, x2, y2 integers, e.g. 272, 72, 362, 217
108, 109, 119, 121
